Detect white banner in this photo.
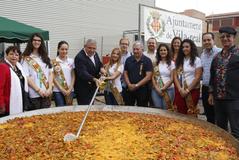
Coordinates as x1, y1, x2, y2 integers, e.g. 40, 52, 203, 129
143, 6, 203, 46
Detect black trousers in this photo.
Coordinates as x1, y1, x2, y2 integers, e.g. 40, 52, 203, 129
76, 87, 96, 105
28, 97, 51, 110
202, 85, 215, 124
125, 87, 149, 107
215, 99, 239, 140
148, 82, 154, 107
0, 112, 9, 118
122, 87, 129, 106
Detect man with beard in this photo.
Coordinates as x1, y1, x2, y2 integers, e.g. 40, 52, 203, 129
143, 37, 157, 107
143, 37, 157, 66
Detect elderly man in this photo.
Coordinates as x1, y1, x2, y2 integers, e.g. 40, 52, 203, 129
209, 26, 239, 139
124, 41, 153, 107
200, 32, 221, 124
74, 39, 106, 105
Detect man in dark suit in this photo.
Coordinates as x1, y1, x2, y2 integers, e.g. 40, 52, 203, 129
74, 39, 106, 105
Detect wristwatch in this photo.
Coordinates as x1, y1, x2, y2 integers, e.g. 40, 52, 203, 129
135, 84, 139, 87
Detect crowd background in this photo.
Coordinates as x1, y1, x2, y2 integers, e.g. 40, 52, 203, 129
0, 26, 239, 140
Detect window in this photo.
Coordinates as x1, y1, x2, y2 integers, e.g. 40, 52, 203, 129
221, 18, 233, 26
235, 17, 239, 26
212, 20, 220, 31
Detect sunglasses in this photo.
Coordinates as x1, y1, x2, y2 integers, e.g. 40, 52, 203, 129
220, 34, 233, 39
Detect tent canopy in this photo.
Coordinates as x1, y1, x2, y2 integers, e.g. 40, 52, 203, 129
0, 16, 49, 43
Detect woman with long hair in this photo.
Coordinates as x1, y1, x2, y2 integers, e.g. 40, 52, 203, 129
152, 43, 175, 110
173, 39, 202, 115
52, 41, 75, 106
103, 48, 124, 105
171, 37, 182, 110
171, 37, 182, 61
22, 33, 53, 110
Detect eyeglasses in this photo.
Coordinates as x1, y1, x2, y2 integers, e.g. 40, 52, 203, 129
220, 34, 233, 39
120, 43, 129, 46
32, 39, 41, 42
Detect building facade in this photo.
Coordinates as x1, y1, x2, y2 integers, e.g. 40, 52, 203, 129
206, 12, 239, 31
206, 12, 239, 47
0, 0, 154, 58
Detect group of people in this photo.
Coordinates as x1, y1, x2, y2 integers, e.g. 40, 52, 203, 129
0, 33, 75, 115
0, 26, 239, 140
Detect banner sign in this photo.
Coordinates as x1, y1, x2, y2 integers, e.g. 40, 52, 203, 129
143, 6, 203, 46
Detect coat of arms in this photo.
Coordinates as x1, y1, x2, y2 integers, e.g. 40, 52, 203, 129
146, 11, 165, 39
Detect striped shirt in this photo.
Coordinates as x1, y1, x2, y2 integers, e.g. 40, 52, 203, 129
200, 46, 221, 86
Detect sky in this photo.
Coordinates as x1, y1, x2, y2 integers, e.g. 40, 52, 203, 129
156, 0, 238, 15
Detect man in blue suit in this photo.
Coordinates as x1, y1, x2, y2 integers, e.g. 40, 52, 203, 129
74, 39, 106, 105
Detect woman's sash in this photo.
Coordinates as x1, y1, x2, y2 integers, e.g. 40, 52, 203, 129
24, 56, 49, 89
105, 64, 124, 105
153, 66, 174, 111
177, 67, 199, 116
52, 59, 73, 105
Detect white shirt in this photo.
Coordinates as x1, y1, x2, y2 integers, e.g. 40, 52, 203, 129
183, 57, 202, 87
143, 50, 157, 66
200, 46, 221, 86
22, 54, 53, 98
120, 51, 131, 88
84, 49, 95, 65
108, 63, 124, 92
120, 51, 131, 66
53, 56, 75, 92
157, 61, 175, 88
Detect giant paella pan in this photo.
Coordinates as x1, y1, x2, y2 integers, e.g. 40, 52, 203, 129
0, 105, 238, 159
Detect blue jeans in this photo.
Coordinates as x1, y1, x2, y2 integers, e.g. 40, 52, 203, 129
53, 92, 74, 107
151, 88, 175, 109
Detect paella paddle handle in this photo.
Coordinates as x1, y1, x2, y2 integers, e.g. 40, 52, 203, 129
75, 86, 99, 138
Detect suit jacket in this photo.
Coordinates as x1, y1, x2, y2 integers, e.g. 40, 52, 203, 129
74, 49, 102, 95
